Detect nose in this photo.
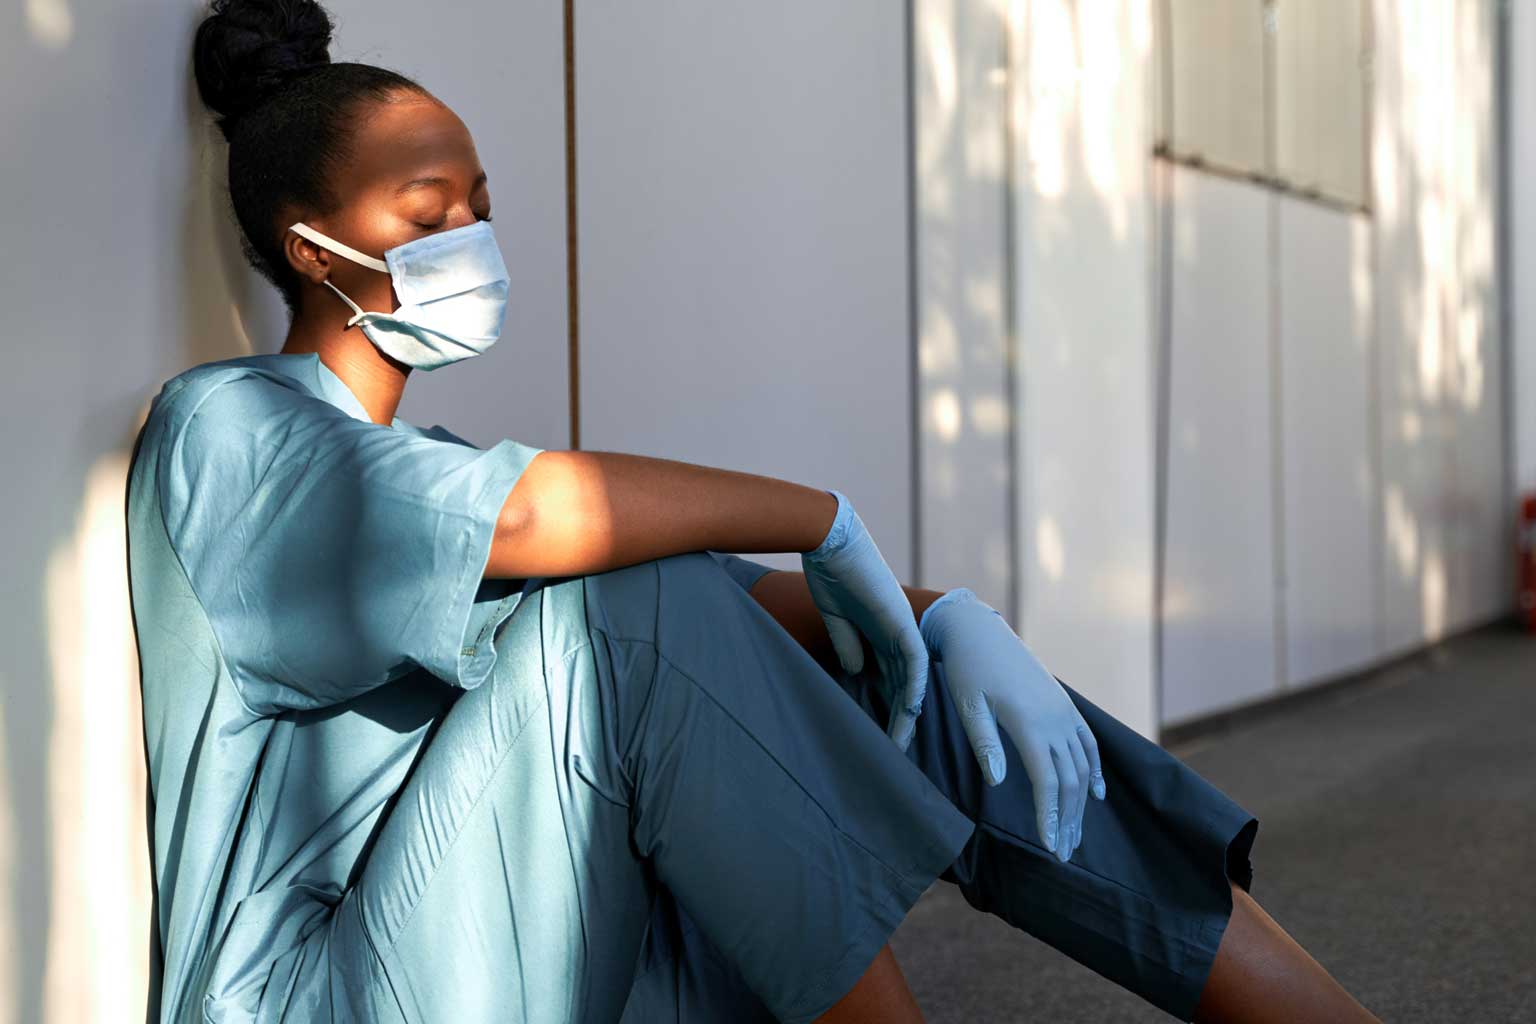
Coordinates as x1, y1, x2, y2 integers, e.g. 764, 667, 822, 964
443, 205, 482, 232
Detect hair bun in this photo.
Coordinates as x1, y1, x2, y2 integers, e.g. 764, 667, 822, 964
194, 0, 334, 137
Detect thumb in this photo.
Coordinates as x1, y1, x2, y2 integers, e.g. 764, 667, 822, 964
820, 612, 866, 675
954, 688, 1008, 787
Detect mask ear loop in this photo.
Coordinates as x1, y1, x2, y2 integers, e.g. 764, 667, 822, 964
289, 222, 390, 272
321, 280, 374, 328
288, 222, 394, 328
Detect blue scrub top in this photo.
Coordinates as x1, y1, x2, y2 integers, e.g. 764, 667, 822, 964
127, 352, 549, 1021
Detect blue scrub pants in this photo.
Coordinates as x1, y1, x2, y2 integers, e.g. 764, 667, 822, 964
301, 551, 1256, 1023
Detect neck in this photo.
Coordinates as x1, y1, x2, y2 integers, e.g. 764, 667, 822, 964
280, 311, 408, 426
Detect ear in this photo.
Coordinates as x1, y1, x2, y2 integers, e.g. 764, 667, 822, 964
282, 225, 332, 285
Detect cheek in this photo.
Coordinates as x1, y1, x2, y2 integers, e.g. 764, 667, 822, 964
326, 209, 410, 311
330, 262, 399, 313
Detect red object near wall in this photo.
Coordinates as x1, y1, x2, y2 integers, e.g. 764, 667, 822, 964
1520, 493, 1536, 632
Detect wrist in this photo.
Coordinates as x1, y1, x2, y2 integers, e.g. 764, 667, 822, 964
917, 586, 985, 654
803, 489, 853, 559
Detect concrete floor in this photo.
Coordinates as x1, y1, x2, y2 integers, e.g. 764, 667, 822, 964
890, 620, 1536, 1022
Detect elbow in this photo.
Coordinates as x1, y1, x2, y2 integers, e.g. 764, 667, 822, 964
485, 494, 535, 579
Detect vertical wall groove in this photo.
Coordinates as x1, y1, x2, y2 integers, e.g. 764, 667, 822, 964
1264, 1, 1290, 694
1496, 0, 1516, 609
1366, 0, 1386, 662
1001, 1, 1022, 629
1152, 0, 1177, 731
563, 0, 581, 450
905, 0, 921, 587
1151, 165, 1173, 731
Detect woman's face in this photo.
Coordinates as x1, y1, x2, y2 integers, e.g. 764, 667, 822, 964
283, 91, 494, 320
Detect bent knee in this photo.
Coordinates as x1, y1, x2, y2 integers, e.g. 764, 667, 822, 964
580, 558, 662, 645
653, 550, 752, 616
655, 549, 734, 584
584, 551, 744, 643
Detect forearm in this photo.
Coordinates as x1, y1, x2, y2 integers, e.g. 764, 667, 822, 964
745, 569, 947, 664
488, 449, 838, 578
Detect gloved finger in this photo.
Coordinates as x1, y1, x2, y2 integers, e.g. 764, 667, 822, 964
872, 649, 909, 747
1077, 722, 1106, 800
820, 611, 865, 675
1049, 744, 1080, 863
1067, 733, 1091, 857
1063, 733, 1088, 856
887, 628, 929, 752
884, 660, 915, 749
954, 687, 1007, 786
1018, 739, 1061, 852
887, 702, 916, 752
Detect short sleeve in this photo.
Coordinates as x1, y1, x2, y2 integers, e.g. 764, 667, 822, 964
706, 550, 780, 594
159, 375, 544, 715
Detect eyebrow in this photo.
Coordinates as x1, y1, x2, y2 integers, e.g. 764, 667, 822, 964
395, 170, 489, 197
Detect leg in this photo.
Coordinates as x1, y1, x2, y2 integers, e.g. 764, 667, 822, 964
620, 885, 928, 1024
828, 654, 1247, 1019
813, 943, 925, 1024
321, 569, 657, 1023
614, 567, 1377, 1022
832, 651, 1379, 1022
1192, 882, 1380, 1023
590, 551, 972, 1024
318, 551, 972, 1023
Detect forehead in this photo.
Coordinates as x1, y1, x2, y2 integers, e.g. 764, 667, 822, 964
339, 94, 484, 194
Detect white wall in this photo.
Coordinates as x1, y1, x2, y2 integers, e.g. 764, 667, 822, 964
1160, 168, 1279, 724
913, 0, 1015, 618
1371, 0, 1506, 655
1159, 176, 1386, 725
573, 1, 916, 581
0, 2, 568, 1019
1277, 198, 1378, 688
910, 0, 1492, 735
1160, 0, 1508, 726
1007, 1, 1159, 737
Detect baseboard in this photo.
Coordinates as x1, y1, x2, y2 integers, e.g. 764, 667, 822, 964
1158, 610, 1527, 749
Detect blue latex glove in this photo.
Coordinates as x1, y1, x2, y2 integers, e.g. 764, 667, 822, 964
801, 489, 930, 751
919, 587, 1105, 862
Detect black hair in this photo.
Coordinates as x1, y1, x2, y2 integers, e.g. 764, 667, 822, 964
192, 0, 430, 313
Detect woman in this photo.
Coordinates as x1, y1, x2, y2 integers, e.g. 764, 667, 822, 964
125, 1, 1380, 1021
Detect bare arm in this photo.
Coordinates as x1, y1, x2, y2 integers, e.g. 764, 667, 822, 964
742, 569, 948, 666
484, 450, 840, 578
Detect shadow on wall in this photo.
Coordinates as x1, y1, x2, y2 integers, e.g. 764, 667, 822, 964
1375, 0, 1503, 651
914, 0, 1016, 611
1009, 0, 1159, 738
171, 26, 287, 369
5, 5, 286, 1021
917, 0, 1157, 645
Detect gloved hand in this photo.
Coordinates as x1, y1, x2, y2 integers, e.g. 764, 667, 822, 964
919, 587, 1105, 862
801, 489, 929, 752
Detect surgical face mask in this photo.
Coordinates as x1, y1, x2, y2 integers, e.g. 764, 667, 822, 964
288, 219, 511, 371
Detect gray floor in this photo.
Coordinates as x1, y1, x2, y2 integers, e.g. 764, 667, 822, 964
890, 620, 1536, 1022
